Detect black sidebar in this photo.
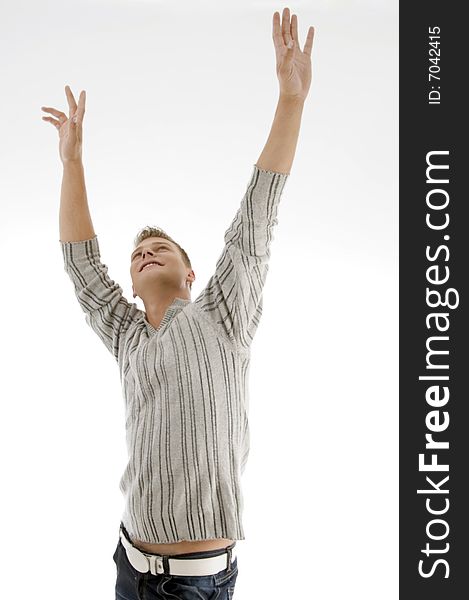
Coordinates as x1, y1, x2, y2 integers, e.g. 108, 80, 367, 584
400, 3, 467, 598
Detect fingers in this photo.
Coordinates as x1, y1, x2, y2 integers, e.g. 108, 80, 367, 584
291, 14, 300, 48
273, 9, 315, 57
281, 7, 292, 46
41, 106, 67, 121
75, 90, 86, 125
41, 105, 67, 133
41, 86, 86, 130
42, 116, 61, 130
64, 85, 86, 124
272, 11, 285, 51
65, 85, 77, 119
303, 26, 315, 57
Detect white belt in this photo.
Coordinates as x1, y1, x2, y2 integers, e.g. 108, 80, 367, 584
119, 528, 237, 576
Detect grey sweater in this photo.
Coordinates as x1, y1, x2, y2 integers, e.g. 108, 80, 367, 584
60, 164, 289, 544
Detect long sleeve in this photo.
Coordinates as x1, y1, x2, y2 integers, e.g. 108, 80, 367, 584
194, 164, 289, 351
60, 235, 143, 362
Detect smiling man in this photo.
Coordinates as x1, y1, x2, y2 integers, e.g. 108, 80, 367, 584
130, 236, 195, 331
44, 7, 314, 599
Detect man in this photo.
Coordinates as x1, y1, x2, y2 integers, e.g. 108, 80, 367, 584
43, 7, 314, 599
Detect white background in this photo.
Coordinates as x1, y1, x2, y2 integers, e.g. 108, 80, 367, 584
0, 0, 398, 598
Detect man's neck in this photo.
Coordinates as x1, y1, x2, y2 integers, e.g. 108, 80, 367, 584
143, 292, 190, 330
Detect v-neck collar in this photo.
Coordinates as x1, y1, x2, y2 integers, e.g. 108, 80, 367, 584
144, 297, 192, 334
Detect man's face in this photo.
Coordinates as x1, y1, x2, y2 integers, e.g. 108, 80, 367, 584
130, 237, 195, 299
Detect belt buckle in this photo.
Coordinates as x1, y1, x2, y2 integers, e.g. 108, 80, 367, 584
155, 555, 164, 575
145, 554, 165, 575
119, 528, 165, 575
127, 545, 166, 575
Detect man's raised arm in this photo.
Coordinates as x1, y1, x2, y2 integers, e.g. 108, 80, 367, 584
42, 86, 95, 242
255, 94, 304, 176
256, 8, 314, 175
59, 158, 95, 243
42, 86, 141, 363
193, 10, 315, 350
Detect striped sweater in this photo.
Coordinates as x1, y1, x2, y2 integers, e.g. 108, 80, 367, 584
60, 164, 289, 544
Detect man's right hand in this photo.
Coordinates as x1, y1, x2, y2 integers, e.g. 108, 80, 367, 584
41, 85, 86, 164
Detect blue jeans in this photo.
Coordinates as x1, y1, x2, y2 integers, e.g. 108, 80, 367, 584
113, 525, 239, 599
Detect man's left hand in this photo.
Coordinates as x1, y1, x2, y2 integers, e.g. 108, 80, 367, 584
272, 7, 315, 101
